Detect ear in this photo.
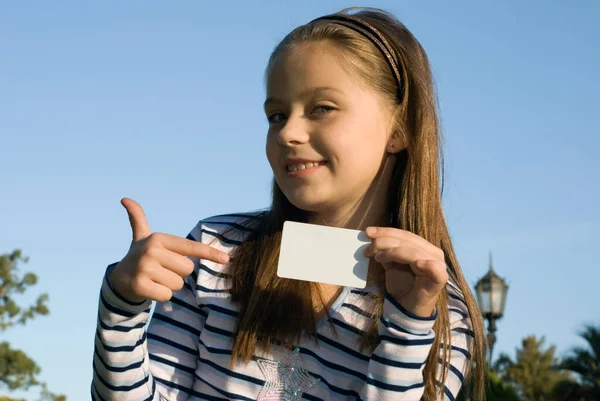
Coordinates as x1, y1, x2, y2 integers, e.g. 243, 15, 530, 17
386, 131, 406, 154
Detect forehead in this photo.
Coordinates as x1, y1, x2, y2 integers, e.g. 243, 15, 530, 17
266, 41, 363, 97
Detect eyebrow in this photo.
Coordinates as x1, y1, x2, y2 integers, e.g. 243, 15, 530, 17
263, 87, 343, 109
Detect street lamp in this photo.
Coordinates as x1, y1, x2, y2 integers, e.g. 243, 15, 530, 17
475, 252, 508, 365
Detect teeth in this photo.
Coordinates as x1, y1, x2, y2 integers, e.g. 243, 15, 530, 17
287, 162, 321, 172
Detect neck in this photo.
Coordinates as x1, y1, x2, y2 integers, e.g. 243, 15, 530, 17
307, 197, 387, 230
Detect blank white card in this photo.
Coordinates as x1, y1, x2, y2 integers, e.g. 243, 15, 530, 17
277, 221, 371, 288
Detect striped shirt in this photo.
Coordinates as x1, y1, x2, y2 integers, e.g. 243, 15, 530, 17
92, 213, 473, 401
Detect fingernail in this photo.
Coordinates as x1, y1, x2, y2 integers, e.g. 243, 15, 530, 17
366, 227, 376, 235
220, 253, 230, 263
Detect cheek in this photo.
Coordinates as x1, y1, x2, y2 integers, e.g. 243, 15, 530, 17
265, 132, 278, 168
329, 121, 387, 171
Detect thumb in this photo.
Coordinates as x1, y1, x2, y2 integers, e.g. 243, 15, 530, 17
121, 198, 152, 242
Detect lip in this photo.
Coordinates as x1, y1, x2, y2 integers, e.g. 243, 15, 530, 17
284, 159, 328, 178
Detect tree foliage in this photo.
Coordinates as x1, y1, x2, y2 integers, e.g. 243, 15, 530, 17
0, 250, 65, 401
553, 325, 600, 401
457, 368, 521, 401
494, 335, 570, 401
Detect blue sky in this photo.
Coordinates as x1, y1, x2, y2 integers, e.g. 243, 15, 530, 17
1, 1, 598, 400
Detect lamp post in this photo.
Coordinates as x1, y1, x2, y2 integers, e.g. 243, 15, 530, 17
474, 252, 508, 366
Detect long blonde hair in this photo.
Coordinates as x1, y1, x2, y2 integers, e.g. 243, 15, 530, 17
226, 7, 486, 400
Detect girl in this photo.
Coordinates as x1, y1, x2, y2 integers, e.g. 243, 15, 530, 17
92, 7, 486, 401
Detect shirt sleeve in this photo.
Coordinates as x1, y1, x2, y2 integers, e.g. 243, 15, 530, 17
91, 236, 207, 401
360, 285, 474, 401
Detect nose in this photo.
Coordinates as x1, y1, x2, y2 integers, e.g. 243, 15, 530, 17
276, 114, 309, 147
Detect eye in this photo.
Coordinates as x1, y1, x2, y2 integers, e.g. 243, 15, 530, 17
312, 105, 334, 115
267, 113, 287, 124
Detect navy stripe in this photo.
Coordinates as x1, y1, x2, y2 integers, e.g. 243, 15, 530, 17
92, 378, 155, 401
380, 316, 430, 337
331, 317, 366, 336
304, 371, 361, 398
94, 345, 143, 372
448, 292, 468, 308
379, 334, 434, 346
199, 262, 232, 278
150, 353, 195, 375
449, 307, 468, 319
186, 233, 198, 241
90, 385, 99, 401
204, 221, 258, 233
385, 292, 437, 321
152, 312, 201, 337
100, 291, 150, 318
203, 323, 234, 338
168, 295, 208, 318
447, 360, 465, 383
150, 380, 156, 401
371, 353, 425, 369
91, 382, 110, 401
98, 315, 146, 333
206, 212, 266, 221
447, 278, 460, 291
341, 303, 374, 319
198, 303, 239, 317
300, 347, 367, 381
96, 328, 146, 352
443, 382, 456, 401
154, 375, 192, 394
448, 344, 472, 360
147, 332, 196, 356
183, 280, 195, 292
452, 327, 475, 338
316, 333, 370, 362
194, 374, 256, 401
199, 356, 264, 386
187, 390, 229, 401
196, 284, 231, 294
201, 229, 242, 245
198, 338, 233, 356
93, 359, 150, 392
350, 289, 372, 296
303, 394, 326, 401
190, 268, 199, 283
367, 377, 425, 392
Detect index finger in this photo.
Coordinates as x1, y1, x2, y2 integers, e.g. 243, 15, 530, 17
158, 233, 230, 264
365, 227, 442, 257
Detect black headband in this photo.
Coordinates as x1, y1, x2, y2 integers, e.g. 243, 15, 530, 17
312, 14, 405, 104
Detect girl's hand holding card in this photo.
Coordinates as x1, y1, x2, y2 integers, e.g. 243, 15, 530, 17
364, 227, 448, 318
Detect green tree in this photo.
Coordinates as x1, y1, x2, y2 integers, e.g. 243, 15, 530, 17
0, 250, 65, 401
457, 368, 521, 401
495, 335, 570, 401
553, 325, 600, 401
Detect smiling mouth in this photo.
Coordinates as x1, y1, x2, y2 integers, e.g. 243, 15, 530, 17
285, 161, 328, 172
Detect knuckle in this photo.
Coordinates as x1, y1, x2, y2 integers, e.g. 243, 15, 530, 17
138, 253, 154, 271
157, 290, 173, 303
145, 245, 160, 259
185, 240, 197, 255
210, 247, 223, 261
183, 258, 195, 275
172, 277, 185, 291
146, 232, 161, 246
437, 248, 445, 260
